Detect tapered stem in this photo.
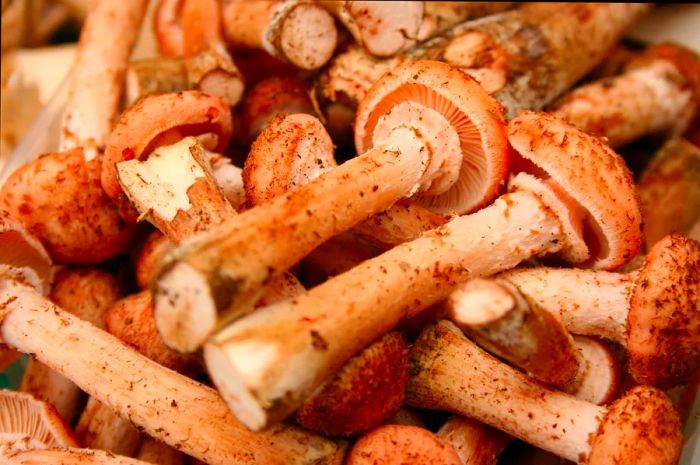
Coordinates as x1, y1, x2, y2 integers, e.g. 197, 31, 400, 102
155, 128, 430, 349
0, 290, 341, 465
204, 189, 563, 430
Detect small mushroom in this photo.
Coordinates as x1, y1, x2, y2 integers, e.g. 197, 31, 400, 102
406, 321, 683, 465
101, 91, 233, 222
501, 234, 700, 388
21, 268, 121, 424
345, 425, 462, 465
0, 216, 343, 465
156, 60, 509, 354
240, 77, 316, 144
295, 332, 409, 437
134, 231, 174, 290
437, 416, 510, 465
201, 111, 640, 430
221, 0, 338, 70
0, 390, 78, 451
550, 43, 699, 148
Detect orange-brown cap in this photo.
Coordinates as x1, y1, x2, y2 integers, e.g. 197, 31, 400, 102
0, 210, 53, 294
507, 111, 642, 270
588, 386, 682, 465
627, 234, 700, 388
354, 60, 509, 215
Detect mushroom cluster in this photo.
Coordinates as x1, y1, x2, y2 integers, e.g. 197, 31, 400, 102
1, 3, 699, 465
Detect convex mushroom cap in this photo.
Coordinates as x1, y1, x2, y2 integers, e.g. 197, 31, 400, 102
355, 60, 509, 215
508, 111, 642, 270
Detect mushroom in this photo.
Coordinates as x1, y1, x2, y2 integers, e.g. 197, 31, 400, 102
181, 0, 244, 106
550, 43, 699, 148
75, 396, 142, 456
125, 58, 190, 106
636, 137, 700, 248
500, 233, 700, 388
0, 215, 343, 465
201, 110, 641, 430
447, 277, 620, 404
135, 437, 184, 465
437, 416, 510, 465
314, 2, 652, 140
155, 59, 509, 353
295, 332, 409, 437
240, 76, 316, 144
20, 268, 121, 424
345, 425, 461, 465
221, 0, 338, 70
406, 320, 683, 465
153, 0, 184, 58
3, 447, 155, 464
101, 91, 233, 222
0, 390, 78, 451
0, 0, 147, 264
134, 231, 174, 290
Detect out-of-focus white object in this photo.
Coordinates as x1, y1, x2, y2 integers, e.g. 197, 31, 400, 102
627, 4, 700, 52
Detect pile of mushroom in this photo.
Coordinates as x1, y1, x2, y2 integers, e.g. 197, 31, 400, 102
1, 2, 699, 465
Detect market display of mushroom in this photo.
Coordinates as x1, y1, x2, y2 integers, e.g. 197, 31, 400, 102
500, 234, 700, 388
406, 320, 683, 464
2, 3, 699, 464
154, 59, 509, 353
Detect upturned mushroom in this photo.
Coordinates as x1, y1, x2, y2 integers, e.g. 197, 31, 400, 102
20, 268, 121, 424
406, 320, 683, 465
500, 233, 700, 388
201, 111, 641, 430
221, 0, 338, 70
550, 43, 699, 148
101, 91, 233, 222
636, 137, 700, 248
0, 215, 343, 465
314, 2, 652, 140
0, 0, 147, 264
345, 425, 461, 465
155, 60, 509, 352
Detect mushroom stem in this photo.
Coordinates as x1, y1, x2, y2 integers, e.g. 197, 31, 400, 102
125, 58, 189, 106
136, 437, 184, 465
550, 45, 697, 148
406, 321, 682, 464
0, 289, 342, 465
75, 396, 142, 456
437, 416, 510, 465
447, 278, 580, 389
637, 137, 700, 248
60, 0, 148, 159
315, 2, 651, 128
201, 111, 641, 430
221, 0, 337, 70
156, 126, 435, 349
204, 189, 563, 430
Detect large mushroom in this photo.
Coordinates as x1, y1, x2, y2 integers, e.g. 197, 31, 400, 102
500, 233, 700, 388
201, 111, 641, 430
154, 60, 509, 352
406, 320, 682, 465
0, 213, 343, 465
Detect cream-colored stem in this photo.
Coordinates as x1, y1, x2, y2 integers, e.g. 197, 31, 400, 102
551, 59, 693, 148
205, 189, 563, 430
501, 268, 634, 344
136, 437, 184, 465
437, 416, 510, 465
20, 358, 85, 424
407, 321, 604, 463
60, 0, 148, 159
75, 396, 142, 456
155, 128, 430, 348
0, 290, 341, 465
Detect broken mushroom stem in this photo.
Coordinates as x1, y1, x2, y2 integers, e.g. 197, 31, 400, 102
200, 111, 641, 431
221, 0, 338, 70
550, 43, 699, 148
155, 60, 509, 353
0, 219, 342, 465
500, 233, 700, 388
406, 320, 682, 465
